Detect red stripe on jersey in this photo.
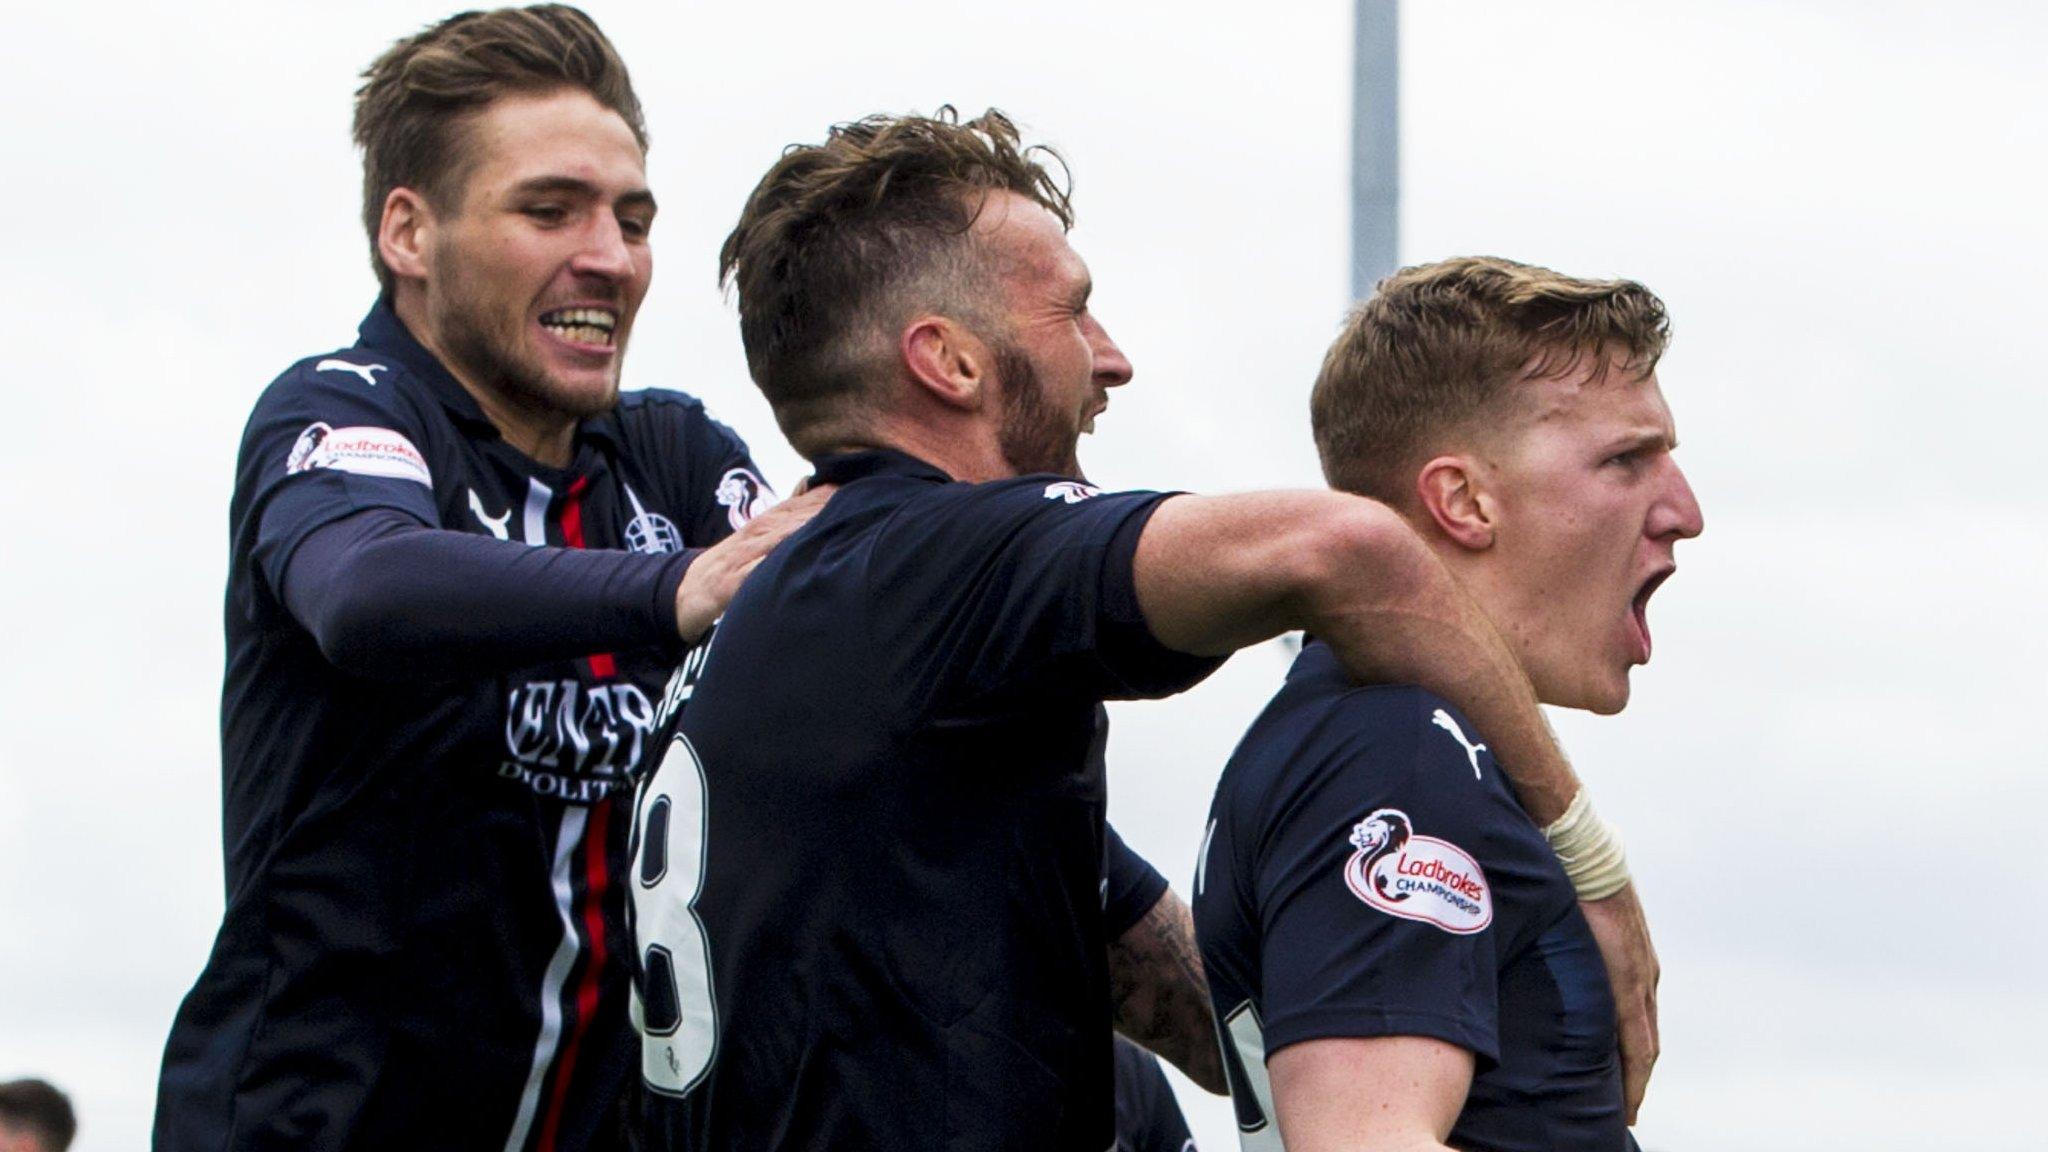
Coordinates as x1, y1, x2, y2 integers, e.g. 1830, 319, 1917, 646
559, 477, 619, 679
531, 474, 620, 1152
535, 798, 614, 1152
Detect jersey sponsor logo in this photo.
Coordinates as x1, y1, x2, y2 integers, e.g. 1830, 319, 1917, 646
1429, 708, 1487, 779
714, 467, 771, 529
1043, 480, 1101, 504
284, 422, 433, 487
499, 679, 655, 802
467, 489, 512, 540
1343, 808, 1492, 934
314, 358, 388, 386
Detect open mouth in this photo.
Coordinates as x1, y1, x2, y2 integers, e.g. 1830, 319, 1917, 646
1630, 568, 1674, 661
1083, 399, 1108, 433
539, 307, 618, 348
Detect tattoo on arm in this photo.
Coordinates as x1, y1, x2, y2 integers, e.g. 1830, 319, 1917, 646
1108, 888, 1227, 1094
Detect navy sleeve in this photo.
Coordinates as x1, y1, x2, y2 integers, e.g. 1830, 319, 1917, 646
282, 508, 694, 680
862, 481, 1223, 712
239, 358, 444, 599
1248, 696, 1507, 1063
1103, 823, 1171, 940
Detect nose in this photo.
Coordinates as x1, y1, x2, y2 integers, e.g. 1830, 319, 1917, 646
1651, 459, 1705, 542
570, 214, 636, 283
1083, 314, 1133, 389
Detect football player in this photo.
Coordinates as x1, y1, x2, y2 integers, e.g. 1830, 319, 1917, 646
1193, 257, 1703, 1150
627, 110, 1649, 1149
153, 8, 826, 1151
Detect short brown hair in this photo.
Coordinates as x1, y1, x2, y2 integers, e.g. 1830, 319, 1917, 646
1312, 256, 1671, 502
719, 107, 1073, 458
353, 5, 647, 292
0, 1078, 76, 1151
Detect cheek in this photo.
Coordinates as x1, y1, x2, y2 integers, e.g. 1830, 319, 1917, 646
622, 249, 655, 307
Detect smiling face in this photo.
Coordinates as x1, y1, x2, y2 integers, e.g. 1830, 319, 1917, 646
1459, 350, 1704, 713
418, 87, 655, 424
971, 192, 1132, 477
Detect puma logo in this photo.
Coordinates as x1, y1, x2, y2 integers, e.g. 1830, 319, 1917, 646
468, 489, 511, 540
1430, 708, 1486, 779
315, 359, 388, 386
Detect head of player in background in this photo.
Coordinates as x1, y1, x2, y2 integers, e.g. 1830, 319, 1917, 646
353, 5, 654, 456
719, 107, 1131, 482
0, 1078, 76, 1152
1312, 256, 1705, 714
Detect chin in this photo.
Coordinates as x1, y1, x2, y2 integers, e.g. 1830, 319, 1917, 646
1582, 692, 1629, 717
1583, 674, 1632, 716
1540, 675, 1631, 716
536, 373, 622, 419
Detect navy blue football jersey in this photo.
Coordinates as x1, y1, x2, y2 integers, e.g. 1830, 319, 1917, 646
156, 300, 765, 1152
628, 448, 1222, 1150
1114, 1036, 1198, 1152
1104, 823, 1171, 939
1193, 640, 1635, 1151
1102, 831, 1195, 1151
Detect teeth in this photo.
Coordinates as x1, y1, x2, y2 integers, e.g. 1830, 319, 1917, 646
545, 324, 614, 346
540, 308, 618, 346
541, 307, 617, 332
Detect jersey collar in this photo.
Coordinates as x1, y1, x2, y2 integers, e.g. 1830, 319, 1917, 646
355, 297, 625, 452
810, 447, 954, 488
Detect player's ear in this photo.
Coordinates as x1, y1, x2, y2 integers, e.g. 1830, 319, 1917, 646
1416, 455, 1495, 551
377, 188, 435, 283
900, 316, 988, 412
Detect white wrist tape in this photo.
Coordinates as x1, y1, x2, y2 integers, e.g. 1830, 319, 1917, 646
1543, 789, 1631, 901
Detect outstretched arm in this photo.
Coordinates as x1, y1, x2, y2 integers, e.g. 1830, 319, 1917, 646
284, 485, 834, 679
1109, 888, 1226, 1094
1132, 491, 1577, 823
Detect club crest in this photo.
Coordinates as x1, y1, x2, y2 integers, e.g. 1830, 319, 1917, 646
1342, 808, 1492, 934
627, 511, 683, 555
714, 468, 772, 529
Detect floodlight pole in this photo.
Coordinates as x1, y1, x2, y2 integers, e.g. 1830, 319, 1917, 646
1352, 0, 1400, 301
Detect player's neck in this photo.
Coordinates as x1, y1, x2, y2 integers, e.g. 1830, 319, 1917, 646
466, 388, 579, 469
823, 414, 1017, 484
390, 289, 578, 468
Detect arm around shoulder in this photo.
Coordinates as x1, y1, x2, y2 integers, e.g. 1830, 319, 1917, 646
1131, 490, 1431, 658
1132, 490, 1581, 824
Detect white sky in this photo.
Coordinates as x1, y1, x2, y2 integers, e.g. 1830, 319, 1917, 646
3, 2, 2044, 1149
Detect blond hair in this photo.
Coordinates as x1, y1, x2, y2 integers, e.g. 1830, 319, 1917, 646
1312, 256, 1670, 502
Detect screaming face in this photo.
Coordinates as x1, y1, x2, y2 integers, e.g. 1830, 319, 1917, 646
1471, 350, 1704, 714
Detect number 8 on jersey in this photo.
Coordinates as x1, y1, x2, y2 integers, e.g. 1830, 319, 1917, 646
628, 733, 718, 1094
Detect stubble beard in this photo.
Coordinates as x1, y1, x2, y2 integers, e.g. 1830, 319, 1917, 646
435, 256, 620, 423
993, 340, 1082, 479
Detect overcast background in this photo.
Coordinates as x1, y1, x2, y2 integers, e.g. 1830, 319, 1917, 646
3, 2, 2045, 1149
